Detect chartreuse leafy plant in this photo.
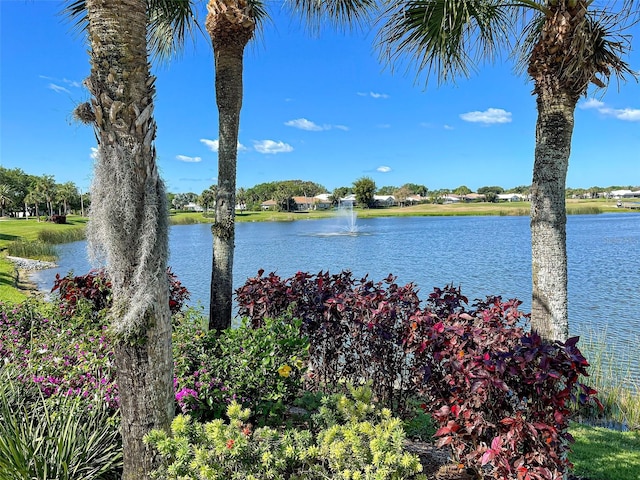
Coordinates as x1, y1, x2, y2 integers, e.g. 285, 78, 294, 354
311, 383, 425, 479
146, 384, 426, 480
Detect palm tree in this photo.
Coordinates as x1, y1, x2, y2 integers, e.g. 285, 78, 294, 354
377, 0, 634, 342
199, 185, 217, 214
206, 0, 375, 331
24, 188, 44, 221
0, 184, 12, 217
34, 175, 56, 218
56, 181, 78, 215
63, 1, 195, 477
205, 0, 255, 331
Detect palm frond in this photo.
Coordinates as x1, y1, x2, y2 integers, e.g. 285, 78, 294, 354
61, 0, 200, 63
377, 0, 515, 85
60, 0, 88, 35
285, 0, 377, 33
558, 7, 636, 94
247, 0, 270, 37
513, 9, 545, 76
148, 0, 201, 63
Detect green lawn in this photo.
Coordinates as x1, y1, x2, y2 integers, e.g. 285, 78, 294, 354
0, 256, 27, 303
570, 423, 640, 480
0, 217, 88, 249
0, 217, 87, 303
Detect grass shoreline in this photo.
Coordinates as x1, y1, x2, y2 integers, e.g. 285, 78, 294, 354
171, 198, 631, 225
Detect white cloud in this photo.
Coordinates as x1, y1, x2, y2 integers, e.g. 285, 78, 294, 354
580, 98, 606, 110
443, 124, 454, 130
285, 118, 349, 131
613, 108, 640, 121
254, 140, 294, 154
90, 147, 98, 160
63, 78, 82, 88
377, 166, 391, 173
460, 108, 512, 124
579, 98, 640, 122
42, 75, 81, 91
285, 118, 326, 131
200, 139, 219, 151
49, 83, 70, 94
200, 138, 247, 151
357, 91, 390, 99
176, 155, 202, 163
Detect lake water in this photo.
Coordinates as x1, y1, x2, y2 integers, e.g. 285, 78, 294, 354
31, 213, 640, 375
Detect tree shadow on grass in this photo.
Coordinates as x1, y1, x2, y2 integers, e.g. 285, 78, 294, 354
0, 233, 19, 242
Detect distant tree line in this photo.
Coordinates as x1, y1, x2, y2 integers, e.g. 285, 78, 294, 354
165, 180, 640, 214
0, 166, 88, 219
5, 165, 635, 220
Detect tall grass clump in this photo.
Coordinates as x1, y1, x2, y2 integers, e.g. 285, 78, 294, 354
0, 369, 123, 480
498, 208, 529, 216
573, 328, 640, 429
37, 227, 86, 244
567, 206, 602, 215
6, 239, 56, 261
169, 214, 203, 225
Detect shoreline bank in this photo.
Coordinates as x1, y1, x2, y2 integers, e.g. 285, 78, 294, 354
5, 256, 58, 295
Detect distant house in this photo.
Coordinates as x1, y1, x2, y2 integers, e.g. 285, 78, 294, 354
261, 199, 277, 210
463, 193, 486, 202
609, 189, 640, 199
339, 194, 357, 207
497, 193, 525, 202
313, 193, 332, 210
373, 195, 395, 207
292, 196, 316, 211
442, 194, 461, 204
406, 195, 423, 205
184, 202, 204, 212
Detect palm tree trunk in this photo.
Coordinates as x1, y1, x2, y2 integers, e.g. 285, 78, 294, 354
206, 3, 254, 332
530, 89, 577, 342
84, 1, 173, 478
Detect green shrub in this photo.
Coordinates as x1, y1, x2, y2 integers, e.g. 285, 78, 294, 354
173, 311, 309, 424
401, 399, 437, 441
146, 384, 426, 480
0, 370, 122, 480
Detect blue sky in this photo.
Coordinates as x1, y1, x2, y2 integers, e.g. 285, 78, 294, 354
1, 1, 639, 195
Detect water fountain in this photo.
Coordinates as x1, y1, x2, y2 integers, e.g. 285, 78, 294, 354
337, 202, 359, 235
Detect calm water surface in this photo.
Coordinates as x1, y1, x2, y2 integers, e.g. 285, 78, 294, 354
32, 213, 640, 373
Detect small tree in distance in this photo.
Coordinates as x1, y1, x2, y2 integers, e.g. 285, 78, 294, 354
353, 176, 376, 208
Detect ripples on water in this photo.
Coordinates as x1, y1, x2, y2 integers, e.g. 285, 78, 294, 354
31, 213, 640, 378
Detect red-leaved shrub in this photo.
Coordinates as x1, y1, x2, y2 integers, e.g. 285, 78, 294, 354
406, 287, 600, 480
52, 267, 189, 318
236, 272, 601, 480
